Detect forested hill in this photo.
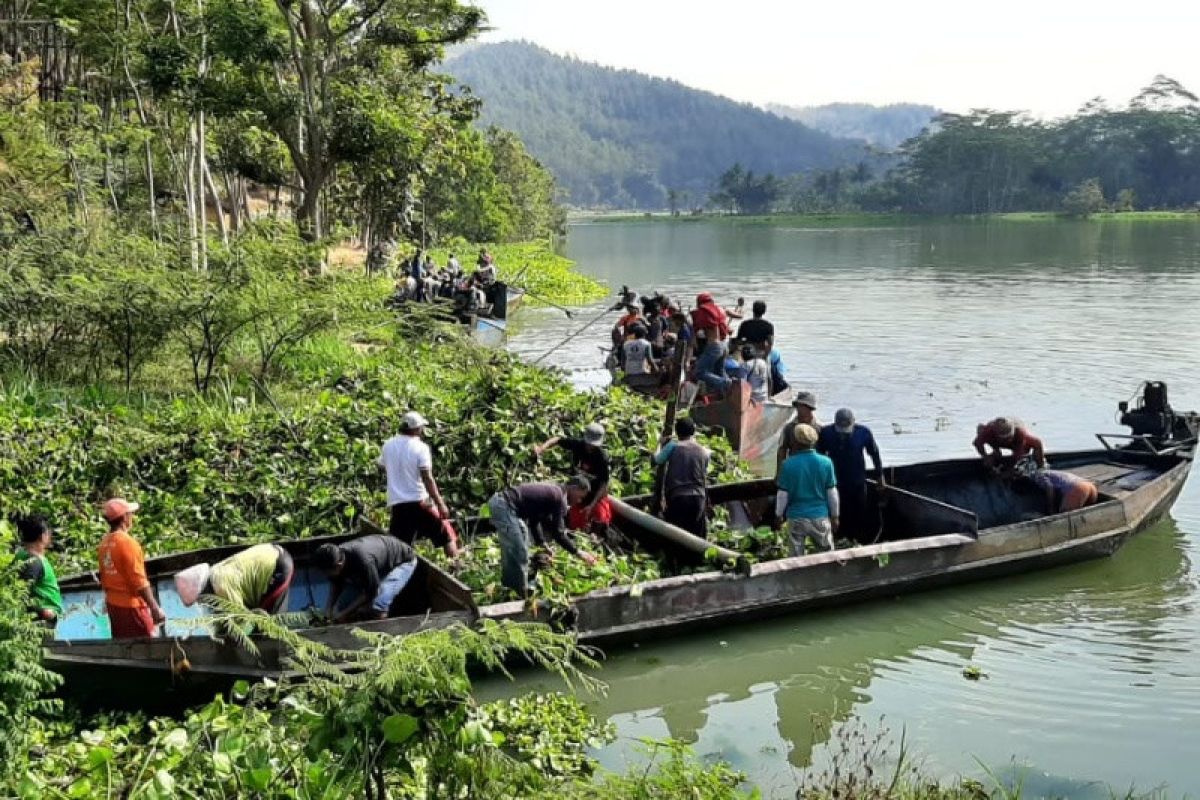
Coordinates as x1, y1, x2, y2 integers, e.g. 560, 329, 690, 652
446, 41, 866, 208
767, 102, 939, 149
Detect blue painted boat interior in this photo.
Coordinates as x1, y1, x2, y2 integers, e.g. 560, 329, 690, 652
55, 565, 339, 642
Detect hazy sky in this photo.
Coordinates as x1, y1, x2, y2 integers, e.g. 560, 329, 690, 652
475, 0, 1200, 118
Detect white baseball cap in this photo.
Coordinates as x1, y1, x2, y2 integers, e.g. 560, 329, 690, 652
401, 411, 429, 431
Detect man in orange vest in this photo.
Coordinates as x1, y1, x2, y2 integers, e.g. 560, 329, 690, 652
97, 498, 165, 639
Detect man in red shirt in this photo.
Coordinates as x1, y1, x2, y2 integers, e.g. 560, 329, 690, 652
973, 417, 1046, 472
97, 498, 165, 639
690, 292, 731, 393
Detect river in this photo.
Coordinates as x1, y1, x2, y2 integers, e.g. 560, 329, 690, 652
498, 217, 1200, 797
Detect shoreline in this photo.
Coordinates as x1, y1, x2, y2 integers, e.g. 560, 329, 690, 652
570, 210, 1200, 226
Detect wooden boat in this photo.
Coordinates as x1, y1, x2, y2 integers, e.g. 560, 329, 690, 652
688, 379, 794, 462
485, 440, 1196, 646
46, 523, 476, 710
466, 282, 523, 349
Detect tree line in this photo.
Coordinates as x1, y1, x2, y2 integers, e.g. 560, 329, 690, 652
706, 76, 1200, 217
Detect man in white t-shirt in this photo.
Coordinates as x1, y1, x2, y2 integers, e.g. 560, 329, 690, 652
379, 411, 460, 557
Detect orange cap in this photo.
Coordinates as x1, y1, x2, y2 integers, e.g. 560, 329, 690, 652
102, 498, 140, 522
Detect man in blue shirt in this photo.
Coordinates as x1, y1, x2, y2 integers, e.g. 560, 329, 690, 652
817, 408, 885, 544
775, 423, 840, 555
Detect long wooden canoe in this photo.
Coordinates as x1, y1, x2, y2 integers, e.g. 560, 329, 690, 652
483, 445, 1195, 645
46, 437, 1196, 709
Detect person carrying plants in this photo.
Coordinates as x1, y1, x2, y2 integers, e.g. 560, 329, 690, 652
14, 515, 63, 626
774, 424, 841, 556
652, 417, 712, 539
97, 498, 166, 639
535, 423, 613, 538
488, 477, 598, 597
313, 535, 419, 623
173, 543, 295, 613
380, 411, 461, 559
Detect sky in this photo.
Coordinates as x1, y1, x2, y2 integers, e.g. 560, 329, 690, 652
474, 0, 1200, 118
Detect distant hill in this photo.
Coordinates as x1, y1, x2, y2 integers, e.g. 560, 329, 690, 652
766, 102, 939, 149
445, 42, 867, 209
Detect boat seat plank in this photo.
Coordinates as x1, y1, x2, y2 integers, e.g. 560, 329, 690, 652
1067, 462, 1140, 484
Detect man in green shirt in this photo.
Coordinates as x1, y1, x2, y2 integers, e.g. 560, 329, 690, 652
16, 516, 63, 625
174, 543, 295, 612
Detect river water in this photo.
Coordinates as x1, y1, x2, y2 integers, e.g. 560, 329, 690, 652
499, 218, 1200, 797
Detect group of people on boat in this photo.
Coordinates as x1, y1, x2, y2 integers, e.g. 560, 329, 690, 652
387, 247, 503, 318
607, 289, 788, 403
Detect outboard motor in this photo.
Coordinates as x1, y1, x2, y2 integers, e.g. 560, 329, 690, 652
1119, 381, 1200, 446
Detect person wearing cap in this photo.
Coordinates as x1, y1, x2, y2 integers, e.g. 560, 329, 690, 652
653, 417, 712, 538
775, 424, 840, 556
611, 304, 643, 350
817, 409, 885, 545
777, 391, 822, 470
97, 498, 165, 638
379, 412, 460, 558
488, 478, 598, 596
15, 515, 63, 626
313, 535, 419, 622
973, 416, 1046, 473
174, 543, 295, 613
534, 423, 613, 536
690, 292, 731, 394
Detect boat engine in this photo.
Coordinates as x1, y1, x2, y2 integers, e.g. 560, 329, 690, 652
1119, 381, 1200, 445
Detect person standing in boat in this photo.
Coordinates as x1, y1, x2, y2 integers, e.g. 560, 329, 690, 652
1032, 470, 1099, 514
817, 408, 885, 544
313, 535, 419, 622
97, 498, 166, 639
173, 543, 296, 613
775, 424, 840, 555
621, 326, 658, 378
973, 417, 1046, 473
534, 423, 613, 537
488, 478, 598, 596
690, 292, 732, 394
777, 392, 822, 470
15, 515, 63, 626
741, 345, 770, 403
380, 412, 461, 559
653, 417, 712, 538
736, 301, 774, 356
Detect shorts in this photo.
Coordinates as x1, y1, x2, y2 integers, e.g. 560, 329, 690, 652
389, 501, 454, 547
567, 496, 614, 531
107, 604, 157, 639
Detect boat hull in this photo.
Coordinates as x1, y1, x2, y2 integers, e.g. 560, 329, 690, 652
689, 380, 792, 462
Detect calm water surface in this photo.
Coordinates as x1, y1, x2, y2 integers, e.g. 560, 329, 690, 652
499, 219, 1200, 796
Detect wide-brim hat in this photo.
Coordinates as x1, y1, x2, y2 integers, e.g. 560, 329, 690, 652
793, 391, 818, 410
583, 423, 606, 445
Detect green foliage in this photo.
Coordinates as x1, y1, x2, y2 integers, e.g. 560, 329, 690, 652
547, 739, 752, 799
446, 41, 864, 209
1061, 178, 1108, 217
710, 164, 783, 215
0, 525, 63, 781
